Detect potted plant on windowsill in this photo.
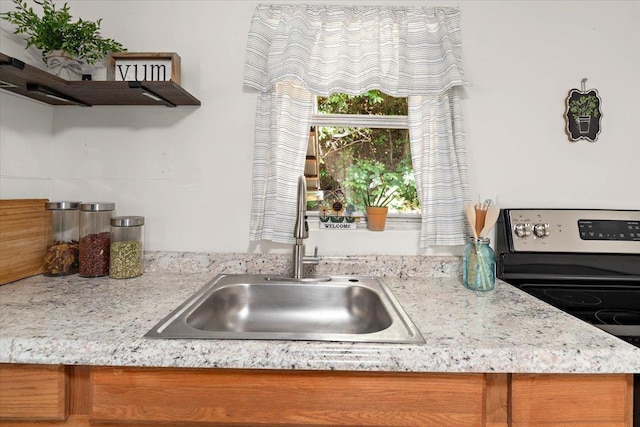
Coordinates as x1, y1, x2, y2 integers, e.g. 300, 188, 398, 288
363, 184, 397, 232
1, 0, 125, 80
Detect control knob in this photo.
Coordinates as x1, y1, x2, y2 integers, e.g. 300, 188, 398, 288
533, 223, 550, 238
514, 223, 531, 238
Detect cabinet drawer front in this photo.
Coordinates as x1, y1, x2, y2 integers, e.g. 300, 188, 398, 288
511, 374, 633, 427
0, 364, 67, 421
91, 367, 486, 426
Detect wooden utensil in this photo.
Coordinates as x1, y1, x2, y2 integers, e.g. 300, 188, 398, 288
474, 205, 487, 237
480, 205, 500, 238
464, 202, 478, 238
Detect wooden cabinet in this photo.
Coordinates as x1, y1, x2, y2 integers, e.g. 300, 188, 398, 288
0, 364, 633, 427
91, 368, 501, 426
511, 374, 634, 427
0, 53, 200, 107
0, 364, 67, 421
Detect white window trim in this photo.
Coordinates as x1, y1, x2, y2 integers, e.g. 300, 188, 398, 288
310, 113, 409, 129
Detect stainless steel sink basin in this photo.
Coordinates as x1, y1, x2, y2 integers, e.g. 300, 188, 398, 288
145, 274, 424, 343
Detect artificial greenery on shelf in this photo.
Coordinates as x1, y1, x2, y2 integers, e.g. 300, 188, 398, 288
1, 0, 125, 65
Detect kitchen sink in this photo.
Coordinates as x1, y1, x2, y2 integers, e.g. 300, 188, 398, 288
145, 274, 424, 343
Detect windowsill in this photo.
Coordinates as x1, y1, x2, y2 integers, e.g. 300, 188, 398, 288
303, 211, 464, 256
307, 211, 421, 231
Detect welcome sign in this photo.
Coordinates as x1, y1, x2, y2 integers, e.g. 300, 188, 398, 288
107, 53, 181, 83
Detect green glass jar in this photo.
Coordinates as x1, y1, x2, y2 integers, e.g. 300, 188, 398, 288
463, 237, 495, 291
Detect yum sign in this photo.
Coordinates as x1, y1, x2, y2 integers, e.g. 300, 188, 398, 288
107, 53, 181, 84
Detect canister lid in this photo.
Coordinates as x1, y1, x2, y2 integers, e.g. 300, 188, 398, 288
45, 201, 80, 210
111, 216, 144, 227
80, 202, 115, 212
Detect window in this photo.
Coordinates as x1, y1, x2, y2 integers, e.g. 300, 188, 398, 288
244, 5, 470, 246
306, 91, 419, 214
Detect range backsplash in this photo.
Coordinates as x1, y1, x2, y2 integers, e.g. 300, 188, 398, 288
143, 252, 462, 279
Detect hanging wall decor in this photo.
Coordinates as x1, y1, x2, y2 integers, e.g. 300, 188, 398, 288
565, 78, 602, 142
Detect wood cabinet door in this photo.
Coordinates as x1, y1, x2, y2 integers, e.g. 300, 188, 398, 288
0, 363, 67, 421
511, 374, 633, 427
91, 367, 490, 426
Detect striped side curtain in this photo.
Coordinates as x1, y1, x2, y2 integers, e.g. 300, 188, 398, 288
244, 4, 470, 246
249, 82, 314, 243
408, 89, 470, 246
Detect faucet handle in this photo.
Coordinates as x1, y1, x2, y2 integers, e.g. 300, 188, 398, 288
303, 246, 320, 266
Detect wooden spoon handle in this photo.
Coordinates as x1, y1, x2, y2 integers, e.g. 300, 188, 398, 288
475, 207, 487, 237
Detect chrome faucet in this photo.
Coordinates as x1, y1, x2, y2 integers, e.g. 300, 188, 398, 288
293, 175, 319, 279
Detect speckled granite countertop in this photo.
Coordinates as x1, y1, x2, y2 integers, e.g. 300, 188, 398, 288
1, 252, 639, 373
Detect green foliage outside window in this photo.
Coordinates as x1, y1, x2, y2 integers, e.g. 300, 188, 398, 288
344, 158, 418, 212
318, 90, 408, 116
315, 90, 419, 213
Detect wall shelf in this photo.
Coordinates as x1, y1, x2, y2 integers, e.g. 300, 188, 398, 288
0, 53, 200, 107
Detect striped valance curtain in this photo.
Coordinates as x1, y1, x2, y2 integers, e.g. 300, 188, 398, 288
244, 4, 470, 247
244, 4, 466, 97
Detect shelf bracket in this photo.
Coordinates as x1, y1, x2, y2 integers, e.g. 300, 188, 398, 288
128, 81, 176, 107
26, 83, 91, 107
0, 56, 25, 87
0, 56, 25, 70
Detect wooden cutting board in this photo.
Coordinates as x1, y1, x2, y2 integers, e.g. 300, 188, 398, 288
0, 199, 50, 285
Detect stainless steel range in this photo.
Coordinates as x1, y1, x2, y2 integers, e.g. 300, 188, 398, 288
496, 208, 640, 344
496, 208, 640, 426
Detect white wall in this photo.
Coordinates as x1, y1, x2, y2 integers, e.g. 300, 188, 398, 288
1, 0, 638, 256
0, 94, 53, 197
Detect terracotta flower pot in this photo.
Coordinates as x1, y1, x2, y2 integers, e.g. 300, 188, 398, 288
366, 206, 388, 231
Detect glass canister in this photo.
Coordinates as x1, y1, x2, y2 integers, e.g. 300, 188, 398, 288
79, 202, 115, 277
109, 216, 144, 279
44, 201, 80, 276
463, 237, 496, 291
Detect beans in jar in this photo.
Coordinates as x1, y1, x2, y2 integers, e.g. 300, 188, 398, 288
79, 232, 110, 277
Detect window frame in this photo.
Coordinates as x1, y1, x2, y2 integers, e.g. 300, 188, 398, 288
310, 113, 409, 129
308, 97, 420, 230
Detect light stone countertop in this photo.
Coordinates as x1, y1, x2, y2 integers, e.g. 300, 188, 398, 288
1, 253, 639, 373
